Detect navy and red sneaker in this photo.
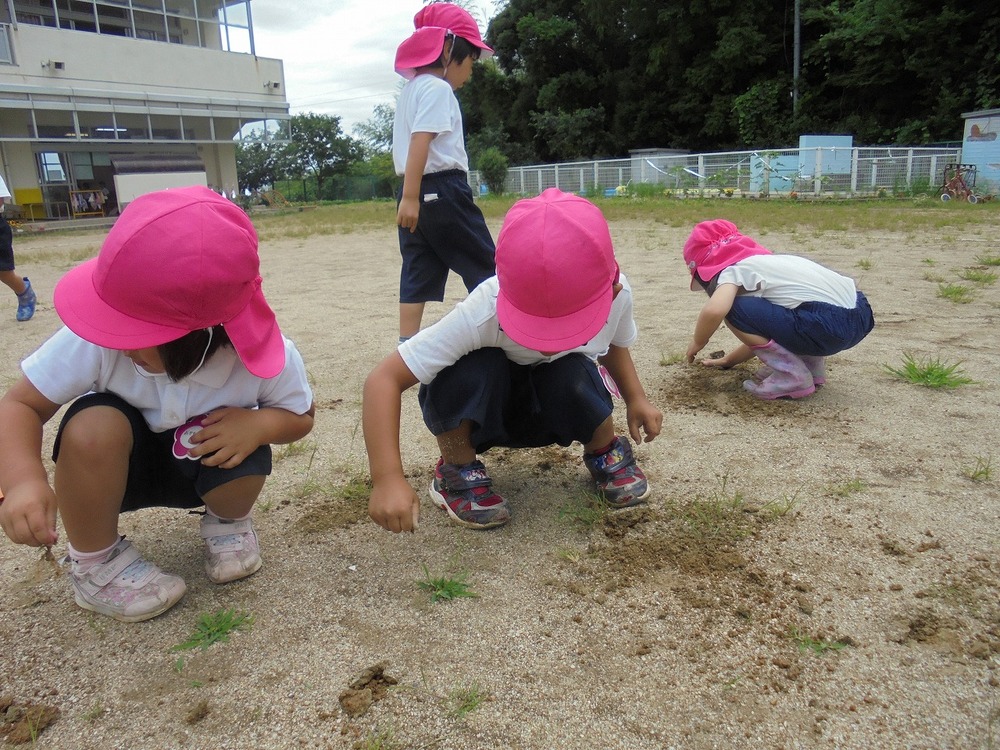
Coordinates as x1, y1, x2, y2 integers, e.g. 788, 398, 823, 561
429, 458, 511, 529
583, 436, 650, 508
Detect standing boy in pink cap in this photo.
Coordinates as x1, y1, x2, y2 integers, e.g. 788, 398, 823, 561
683, 219, 874, 399
364, 188, 662, 532
0, 186, 315, 622
392, 1, 497, 342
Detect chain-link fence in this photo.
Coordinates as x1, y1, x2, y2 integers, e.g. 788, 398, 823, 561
469, 146, 963, 199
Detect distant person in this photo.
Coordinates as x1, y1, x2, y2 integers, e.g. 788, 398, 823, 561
364, 189, 662, 532
392, 1, 496, 343
683, 219, 874, 399
0, 174, 36, 321
0, 187, 315, 622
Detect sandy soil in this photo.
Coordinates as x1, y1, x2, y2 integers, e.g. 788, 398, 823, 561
0, 211, 998, 750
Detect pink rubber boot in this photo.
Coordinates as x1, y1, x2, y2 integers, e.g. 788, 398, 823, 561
755, 355, 826, 386
743, 340, 815, 399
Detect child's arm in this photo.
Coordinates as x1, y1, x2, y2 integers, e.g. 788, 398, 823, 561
0, 378, 62, 547
190, 403, 316, 469
362, 351, 421, 533
396, 132, 435, 233
598, 345, 663, 444
686, 283, 738, 362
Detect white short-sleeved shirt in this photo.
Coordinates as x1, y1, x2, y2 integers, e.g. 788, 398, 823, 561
22, 327, 313, 433
719, 255, 858, 309
392, 74, 468, 175
398, 274, 638, 385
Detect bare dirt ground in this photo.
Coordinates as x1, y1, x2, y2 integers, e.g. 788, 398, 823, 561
1, 210, 998, 749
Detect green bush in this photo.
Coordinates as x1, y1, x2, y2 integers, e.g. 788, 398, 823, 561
477, 147, 509, 196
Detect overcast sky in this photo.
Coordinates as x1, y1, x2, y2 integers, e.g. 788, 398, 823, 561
250, 0, 496, 135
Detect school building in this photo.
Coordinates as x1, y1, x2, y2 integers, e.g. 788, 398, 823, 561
0, 0, 288, 220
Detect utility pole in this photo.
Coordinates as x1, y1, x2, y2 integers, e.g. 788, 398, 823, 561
793, 0, 801, 115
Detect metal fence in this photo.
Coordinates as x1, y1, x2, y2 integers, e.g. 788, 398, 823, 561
470, 146, 963, 198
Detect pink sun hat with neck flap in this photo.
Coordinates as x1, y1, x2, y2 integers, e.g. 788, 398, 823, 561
496, 188, 619, 352
394, 1, 494, 80
53, 185, 285, 378
683, 219, 772, 290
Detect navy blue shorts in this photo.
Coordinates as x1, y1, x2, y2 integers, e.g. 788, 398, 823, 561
52, 392, 272, 512
418, 348, 613, 452
397, 170, 496, 303
0, 216, 14, 272
726, 291, 875, 357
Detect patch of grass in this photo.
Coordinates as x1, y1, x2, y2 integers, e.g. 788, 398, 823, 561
937, 282, 975, 303
447, 682, 491, 719
959, 268, 998, 285
921, 258, 937, 266
354, 725, 402, 750
922, 272, 946, 282
974, 254, 1000, 266
855, 256, 875, 271
555, 546, 583, 563
883, 353, 974, 388
759, 492, 799, 519
81, 701, 105, 723
789, 627, 850, 655
558, 492, 609, 530
828, 478, 867, 497
679, 475, 754, 542
272, 439, 316, 462
417, 565, 478, 602
659, 351, 684, 366
961, 455, 992, 482
170, 609, 254, 653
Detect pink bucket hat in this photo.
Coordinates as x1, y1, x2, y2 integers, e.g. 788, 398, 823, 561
394, 2, 494, 80
54, 185, 285, 378
683, 219, 772, 290
496, 188, 618, 351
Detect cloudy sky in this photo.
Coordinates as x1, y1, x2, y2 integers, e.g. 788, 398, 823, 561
250, 0, 496, 135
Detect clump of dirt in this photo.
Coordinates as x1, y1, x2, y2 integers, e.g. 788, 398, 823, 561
657, 364, 797, 417
185, 699, 210, 725
338, 662, 398, 718
0, 696, 60, 745
295, 497, 369, 533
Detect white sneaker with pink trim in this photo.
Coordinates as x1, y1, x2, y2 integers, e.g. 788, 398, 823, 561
200, 515, 262, 583
68, 538, 186, 622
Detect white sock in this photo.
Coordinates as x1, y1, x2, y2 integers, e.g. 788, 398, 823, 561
68, 536, 122, 574
205, 508, 251, 523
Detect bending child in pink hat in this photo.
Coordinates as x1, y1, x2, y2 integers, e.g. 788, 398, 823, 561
364, 189, 663, 532
392, 1, 497, 342
683, 219, 875, 399
0, 186, 315, 622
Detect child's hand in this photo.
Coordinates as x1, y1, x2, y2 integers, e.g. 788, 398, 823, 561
189, 407, 263, 469
626, 397, 663, 444
685, 340, 704, 363
397, 197, 420, 233
369, 476, 420, 533
0, 480, 58, 547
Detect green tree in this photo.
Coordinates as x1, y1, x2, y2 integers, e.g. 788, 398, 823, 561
476, 146, 509, 194
353, 103, 395, 159
284, 112, 364, 197
235, 136, 282, 193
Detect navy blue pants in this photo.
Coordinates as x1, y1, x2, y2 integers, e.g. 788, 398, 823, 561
418, 348, 613, 453
396, 170, 496, 303
53, 393, 272, 512
726, 291, 875, 357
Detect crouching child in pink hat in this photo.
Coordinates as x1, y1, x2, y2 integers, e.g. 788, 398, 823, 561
0, 186, 315, 622
392, 1, 497, 342
683, 219, 875, 399
364, 188, 663, 532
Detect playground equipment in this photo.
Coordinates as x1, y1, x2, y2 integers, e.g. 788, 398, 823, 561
939, 164, 980, 203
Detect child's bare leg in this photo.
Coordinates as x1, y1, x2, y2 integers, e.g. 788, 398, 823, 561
583, 415, 616, 454
54, 406, 131, 552
201, 475, 264, 519
435, 420, 476, 465
0, 269, 28, 296
399, 302, 426, 340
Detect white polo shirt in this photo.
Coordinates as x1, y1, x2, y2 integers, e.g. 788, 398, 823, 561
22, 326, 313, 433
